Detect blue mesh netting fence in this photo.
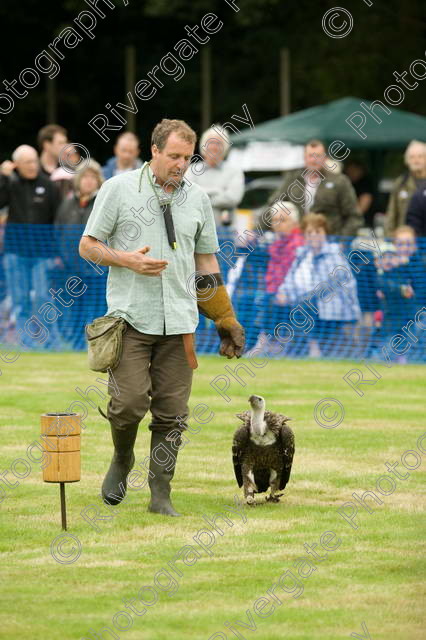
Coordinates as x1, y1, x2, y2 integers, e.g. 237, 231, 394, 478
0, 224, 425, 363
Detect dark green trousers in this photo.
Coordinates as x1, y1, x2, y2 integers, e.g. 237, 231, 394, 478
107, 322, 193, 433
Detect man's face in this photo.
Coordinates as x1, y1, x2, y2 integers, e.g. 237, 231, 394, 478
49, 132, 68, 161
202, 138, 226, 167
16, 151, 39, 179
406, 146, 426, 174
115, 137, 139, 168
151, 132, 194, 186
304, 144, 326, 171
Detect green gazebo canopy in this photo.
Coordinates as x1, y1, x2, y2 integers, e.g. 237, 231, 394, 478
231, 97, 426, 150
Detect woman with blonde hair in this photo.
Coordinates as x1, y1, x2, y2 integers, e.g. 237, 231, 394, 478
54, 159, 106, 347
55, 159, 104, 226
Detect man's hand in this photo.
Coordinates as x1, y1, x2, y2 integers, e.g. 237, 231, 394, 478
124, 245, 168, 276
217, 317, 245, 358
0, 160, 15, 177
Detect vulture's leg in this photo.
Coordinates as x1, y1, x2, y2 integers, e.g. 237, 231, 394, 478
266, 469, 280, 503
243, 466, 256, 505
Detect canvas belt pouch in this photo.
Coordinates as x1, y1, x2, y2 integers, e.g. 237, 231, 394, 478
85, 316, 127, 372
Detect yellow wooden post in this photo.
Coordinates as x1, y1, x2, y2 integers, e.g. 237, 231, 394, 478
41, 412, 81, 529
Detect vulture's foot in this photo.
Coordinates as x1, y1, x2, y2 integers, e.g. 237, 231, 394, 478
246, 495, 256, 505
266, 493, 284, 503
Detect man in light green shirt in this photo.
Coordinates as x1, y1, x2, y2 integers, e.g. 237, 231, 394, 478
79, 119, 245, 516
83, 151, 219, 334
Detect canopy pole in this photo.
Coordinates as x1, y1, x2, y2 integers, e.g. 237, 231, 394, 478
201, 46, 212, 133
125, 45, 136, 133
280, 48, 290, 116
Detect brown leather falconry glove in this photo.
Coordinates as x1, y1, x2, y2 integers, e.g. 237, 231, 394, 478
196, 273, 245, 358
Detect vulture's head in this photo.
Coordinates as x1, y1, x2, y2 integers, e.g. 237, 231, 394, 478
249, 395, 265, 411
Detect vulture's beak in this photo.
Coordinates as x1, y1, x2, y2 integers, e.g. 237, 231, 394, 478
249, 395, 264, 408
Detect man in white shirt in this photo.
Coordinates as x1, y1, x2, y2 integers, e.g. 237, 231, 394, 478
186, 125, 244, 227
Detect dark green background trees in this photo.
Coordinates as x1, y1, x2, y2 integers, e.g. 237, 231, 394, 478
0, 0, 425, 163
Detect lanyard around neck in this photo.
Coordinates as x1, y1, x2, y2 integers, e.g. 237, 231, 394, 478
139, 161, 180, 210
139, 161, 178, 251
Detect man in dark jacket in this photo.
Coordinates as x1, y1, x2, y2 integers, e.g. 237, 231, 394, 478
406, 186, 426, 236
385, 141, 426, 234
268, 139, 361, 236
0, 145, 61, 344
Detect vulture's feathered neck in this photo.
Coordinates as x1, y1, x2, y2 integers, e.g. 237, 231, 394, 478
250, 405, 266, 436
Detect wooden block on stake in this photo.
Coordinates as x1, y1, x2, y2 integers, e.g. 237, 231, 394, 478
41, 412, 81, 530
41, 413, 81, 483
42, 451, 80, 483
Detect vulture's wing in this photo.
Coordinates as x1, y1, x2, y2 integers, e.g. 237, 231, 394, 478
278, 422, 295, 491
235, 411, 250, 423
232, 419, 250, 488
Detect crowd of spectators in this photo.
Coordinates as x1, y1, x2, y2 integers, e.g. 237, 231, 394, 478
212, 137, 425, 360
0, 124, 424, 360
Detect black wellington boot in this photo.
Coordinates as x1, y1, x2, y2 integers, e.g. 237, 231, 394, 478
148, 431, 181, 517
101, 422, 139, 505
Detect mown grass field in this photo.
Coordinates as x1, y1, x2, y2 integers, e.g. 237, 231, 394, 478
0, 352, 425, 640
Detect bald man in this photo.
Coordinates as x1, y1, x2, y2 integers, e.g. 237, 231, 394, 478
0, 145, 61, 346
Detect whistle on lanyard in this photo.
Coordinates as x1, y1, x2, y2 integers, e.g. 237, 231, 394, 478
163, 203, 177, 250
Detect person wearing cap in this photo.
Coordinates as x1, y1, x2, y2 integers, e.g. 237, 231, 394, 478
79, 119, 245, 516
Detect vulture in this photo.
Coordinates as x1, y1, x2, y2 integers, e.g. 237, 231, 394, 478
232, 395, 295, 505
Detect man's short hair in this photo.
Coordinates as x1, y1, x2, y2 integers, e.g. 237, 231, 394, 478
305, 138, 326, 149
12, 145, 38, 163
37, 124, 68, 151
115, 131, 140, 146
151, 119, 197, 151
404, 140, 426, 165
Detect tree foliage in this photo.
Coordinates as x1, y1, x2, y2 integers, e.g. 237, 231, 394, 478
0, 0, 425, 161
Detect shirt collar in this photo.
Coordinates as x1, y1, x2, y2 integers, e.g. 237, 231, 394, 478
145, 161, 187, 192
150, 165, 161, 186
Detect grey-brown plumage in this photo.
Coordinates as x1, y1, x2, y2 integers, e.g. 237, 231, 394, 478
232, 395, 295, 505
